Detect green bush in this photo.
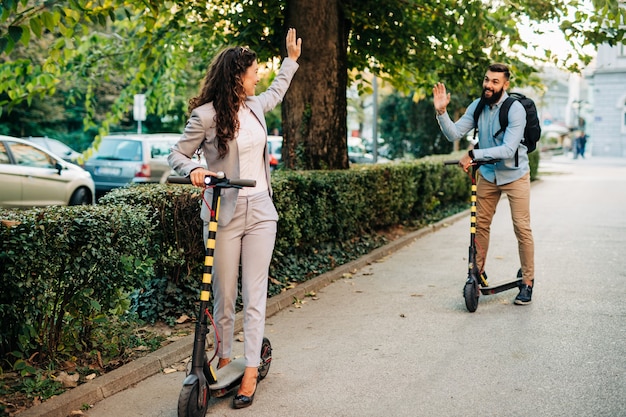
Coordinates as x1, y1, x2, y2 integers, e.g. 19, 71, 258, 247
529, 150, 540, 181
272, 159, 469, 254
0, 205, 155, 363
0, 157, 471, 369
97, 184, 206, 324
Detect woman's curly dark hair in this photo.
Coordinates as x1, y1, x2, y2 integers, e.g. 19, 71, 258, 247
189, 46, 257, 159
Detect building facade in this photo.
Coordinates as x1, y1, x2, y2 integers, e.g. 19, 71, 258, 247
586, 42, 626, 157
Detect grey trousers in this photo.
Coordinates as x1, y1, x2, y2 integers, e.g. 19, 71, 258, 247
205, 191, 277, 367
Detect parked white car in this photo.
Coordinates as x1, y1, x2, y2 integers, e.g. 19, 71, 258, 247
0, 136, 95, 208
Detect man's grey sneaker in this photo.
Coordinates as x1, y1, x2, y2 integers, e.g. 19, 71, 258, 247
514, 284, 532, 305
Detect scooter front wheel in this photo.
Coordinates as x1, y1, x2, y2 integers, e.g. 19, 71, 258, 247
464, 279, 479, 313
178, 380, 209, 417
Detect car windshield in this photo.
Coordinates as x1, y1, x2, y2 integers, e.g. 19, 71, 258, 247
93, 139, 142, 161
32, 138, 74, 156
150, 141, 174, 159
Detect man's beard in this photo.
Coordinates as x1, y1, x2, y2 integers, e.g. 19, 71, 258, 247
481, 87, 504, 105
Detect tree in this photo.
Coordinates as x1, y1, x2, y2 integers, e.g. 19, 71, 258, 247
380, 92, 459, 159
1, 1, 624, 169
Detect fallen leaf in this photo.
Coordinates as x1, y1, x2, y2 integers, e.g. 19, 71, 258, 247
176, 314, 190, 324
55, 371, 80, 388
1, 220, 20, 228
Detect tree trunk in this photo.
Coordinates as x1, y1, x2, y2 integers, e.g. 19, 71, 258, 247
283, 0, 349, 170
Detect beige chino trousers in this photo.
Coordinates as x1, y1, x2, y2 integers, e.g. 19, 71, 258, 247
475, 172, 535, 284
205, 191, 278, 367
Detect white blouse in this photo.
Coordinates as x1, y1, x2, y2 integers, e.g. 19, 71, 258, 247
236, 104, 268, 196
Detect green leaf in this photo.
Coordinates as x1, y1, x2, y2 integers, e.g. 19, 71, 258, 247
8, 25, 23, 43
30, 17, 43, 37
20, 24, 30, 46
41, 11, 55, 31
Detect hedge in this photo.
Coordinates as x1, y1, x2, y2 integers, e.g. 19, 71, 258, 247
0, 155, 480, 365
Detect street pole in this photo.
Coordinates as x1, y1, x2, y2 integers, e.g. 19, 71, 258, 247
372, 76, 378, 163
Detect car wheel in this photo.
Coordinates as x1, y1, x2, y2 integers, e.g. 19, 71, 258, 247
69, 187, 92, 205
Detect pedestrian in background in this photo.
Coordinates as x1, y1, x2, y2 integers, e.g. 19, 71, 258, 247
432, 63, 535, 305
168, 28, 302, 409
574, 130, 588, 159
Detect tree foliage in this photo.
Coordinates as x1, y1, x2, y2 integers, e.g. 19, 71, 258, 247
380, 92, 460, 159
0, 0, 624, 168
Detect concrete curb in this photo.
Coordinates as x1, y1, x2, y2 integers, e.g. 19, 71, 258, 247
20, 211, 468, 417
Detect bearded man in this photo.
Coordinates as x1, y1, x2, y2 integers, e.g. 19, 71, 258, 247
432, 63, 535, 305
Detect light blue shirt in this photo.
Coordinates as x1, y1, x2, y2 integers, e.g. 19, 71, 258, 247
437, 92, 528, 185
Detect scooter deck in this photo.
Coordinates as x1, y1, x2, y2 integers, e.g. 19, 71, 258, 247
209, 357, 246, 396
480, 278, 522, 295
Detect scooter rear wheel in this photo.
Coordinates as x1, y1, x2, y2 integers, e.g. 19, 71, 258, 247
178, 380, 209, 417
464, 279, 479, 313
258, 337, 272, 380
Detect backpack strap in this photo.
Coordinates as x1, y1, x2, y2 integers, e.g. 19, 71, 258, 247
472, 99, 487, 143
495, 96, 516, 138
496, 96, 520, 166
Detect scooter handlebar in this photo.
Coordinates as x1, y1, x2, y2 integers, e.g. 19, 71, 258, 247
443, 159, 501, 167
166, 176, 193, 184
166, 175, 256, 188
228, 179, 257, 187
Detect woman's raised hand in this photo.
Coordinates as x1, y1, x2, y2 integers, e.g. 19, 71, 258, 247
286, 28, 302, 62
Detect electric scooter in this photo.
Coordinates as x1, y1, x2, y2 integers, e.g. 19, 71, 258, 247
167, 172, 273, 417
444, 160, 523, 312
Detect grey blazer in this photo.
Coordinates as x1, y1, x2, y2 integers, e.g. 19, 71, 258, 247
168, 58, 299, 226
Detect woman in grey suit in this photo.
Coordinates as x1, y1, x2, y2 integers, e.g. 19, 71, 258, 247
168, 28, 301, 409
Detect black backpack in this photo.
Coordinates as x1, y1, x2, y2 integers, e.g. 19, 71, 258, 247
472, 92, 541, 158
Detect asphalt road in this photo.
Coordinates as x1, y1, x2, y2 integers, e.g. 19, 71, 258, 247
82, 156, 626, 417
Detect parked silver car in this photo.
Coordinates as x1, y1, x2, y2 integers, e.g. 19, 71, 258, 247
82, 133, 181, 194
0, 136, 95, 208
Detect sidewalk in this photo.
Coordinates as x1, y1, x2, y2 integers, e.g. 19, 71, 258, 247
21, 156, 626, 417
